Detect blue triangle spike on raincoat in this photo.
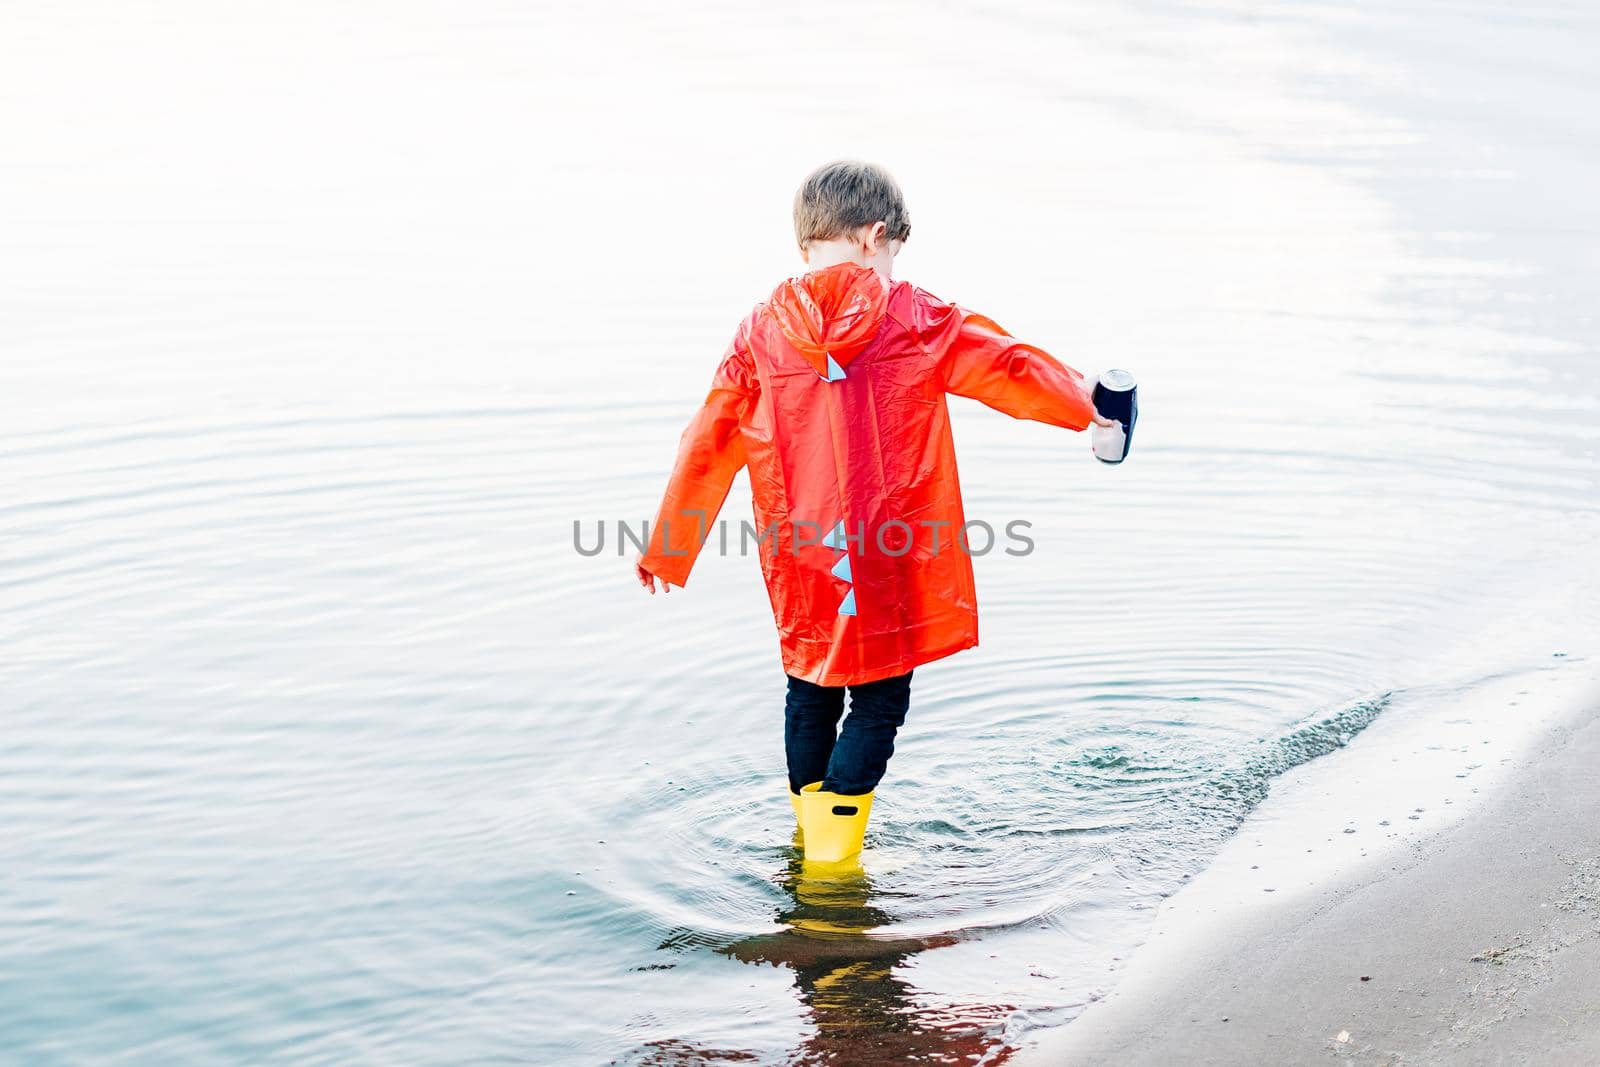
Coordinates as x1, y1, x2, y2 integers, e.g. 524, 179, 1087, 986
837, 588, 856, 616
822, 521, 847, 550
830, 554, 852, 582
824, 354, 846, 382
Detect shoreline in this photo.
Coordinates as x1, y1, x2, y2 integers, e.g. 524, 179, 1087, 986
1017, 658, 1600, 1065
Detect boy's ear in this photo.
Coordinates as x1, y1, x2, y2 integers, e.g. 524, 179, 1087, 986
865, 220, 888, 252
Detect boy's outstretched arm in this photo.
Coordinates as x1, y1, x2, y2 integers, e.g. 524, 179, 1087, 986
936, 306, 1114, 429
635, 334, 756, 594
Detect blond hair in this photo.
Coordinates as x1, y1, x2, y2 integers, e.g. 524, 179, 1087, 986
793, 161, 911, 250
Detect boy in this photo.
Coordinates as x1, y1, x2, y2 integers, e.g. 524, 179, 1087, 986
635, 161, 1112, 864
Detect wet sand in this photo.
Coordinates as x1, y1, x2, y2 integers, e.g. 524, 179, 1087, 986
1022, 675, 1600, 1065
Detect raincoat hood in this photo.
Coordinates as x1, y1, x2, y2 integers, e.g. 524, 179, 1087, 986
766, 262, 889, 378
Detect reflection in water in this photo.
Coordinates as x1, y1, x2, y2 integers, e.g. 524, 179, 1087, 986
719, 844, 1012, 1066
625, 840, 1016, 1064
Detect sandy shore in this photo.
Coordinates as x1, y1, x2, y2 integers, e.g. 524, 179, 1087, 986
1020, 669, 1600, 1065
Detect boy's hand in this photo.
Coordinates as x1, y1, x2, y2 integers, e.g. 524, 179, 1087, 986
635, 553, 671, 595
1080, 379, 1116, 428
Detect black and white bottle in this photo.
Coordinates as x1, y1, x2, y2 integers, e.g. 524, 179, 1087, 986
1090, 369, 1138, 464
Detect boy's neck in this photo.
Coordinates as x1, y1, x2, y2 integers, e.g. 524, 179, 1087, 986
801, 235, 898, 280
803, 239, 867, 274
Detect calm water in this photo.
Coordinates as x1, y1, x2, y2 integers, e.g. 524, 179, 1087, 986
4, 2, 1598, 1064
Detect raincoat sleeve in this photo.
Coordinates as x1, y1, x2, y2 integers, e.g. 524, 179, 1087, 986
934, 304, 1096, 430
639, 331, 757, 587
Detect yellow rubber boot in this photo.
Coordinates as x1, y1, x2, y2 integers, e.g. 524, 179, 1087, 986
789, 782, 817, 850
797, 782, 874, 864
790, 783, 812, 827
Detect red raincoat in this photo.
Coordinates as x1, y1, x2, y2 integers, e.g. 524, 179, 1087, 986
642, 262, 1095, 686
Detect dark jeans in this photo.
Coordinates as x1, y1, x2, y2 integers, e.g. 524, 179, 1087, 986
784, 671, 913, 796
